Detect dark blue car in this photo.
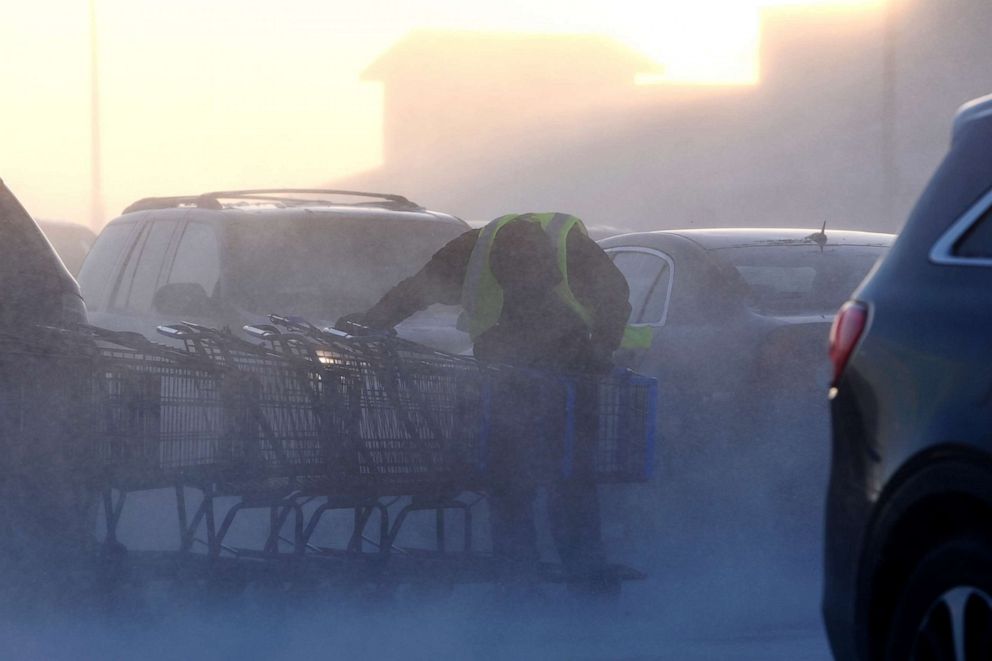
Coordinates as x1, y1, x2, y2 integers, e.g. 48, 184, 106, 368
824, 94, 992, 660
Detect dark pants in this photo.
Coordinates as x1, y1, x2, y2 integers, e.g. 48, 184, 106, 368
488, 369, 604, 578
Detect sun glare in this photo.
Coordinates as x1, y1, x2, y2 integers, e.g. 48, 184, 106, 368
624, 0, 885, 85
623, 2, 760, 84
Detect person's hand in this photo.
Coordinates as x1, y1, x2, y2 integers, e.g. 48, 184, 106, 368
334, 312, 396, 337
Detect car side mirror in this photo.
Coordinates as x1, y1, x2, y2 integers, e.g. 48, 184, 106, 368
152, 282, 216, 318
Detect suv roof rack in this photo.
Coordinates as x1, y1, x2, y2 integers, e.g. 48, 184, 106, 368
121, 189, 423, 215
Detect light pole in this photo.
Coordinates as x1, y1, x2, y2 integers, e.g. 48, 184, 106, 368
89, 0, 104, 231
880, 0, 897, 229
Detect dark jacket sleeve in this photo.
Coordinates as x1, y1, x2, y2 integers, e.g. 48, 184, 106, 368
566, 230, 631, 357
362, 228, 480, 328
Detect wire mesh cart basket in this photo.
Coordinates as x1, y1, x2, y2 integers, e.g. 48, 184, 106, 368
1, 318, 657, 595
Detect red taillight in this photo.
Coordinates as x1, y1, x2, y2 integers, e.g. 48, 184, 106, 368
829, 301, 868, 386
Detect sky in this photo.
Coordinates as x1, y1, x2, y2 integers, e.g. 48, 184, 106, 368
0, 0, 881, 228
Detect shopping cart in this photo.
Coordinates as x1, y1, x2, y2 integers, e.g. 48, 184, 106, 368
250, 315, 657, 485
241, 315, 655, 561
87, 326, 229, 489
242, 316, 490, 558
1, 317, 656, 592
154, 322, 326, 481
245, 315, 488, 495
565, 370, 657, 484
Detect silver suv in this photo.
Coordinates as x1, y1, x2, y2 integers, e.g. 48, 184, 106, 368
79, 189, 470, 350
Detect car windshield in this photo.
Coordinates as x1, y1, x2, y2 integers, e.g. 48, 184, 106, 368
716, 244, 887, 316
226, 216, 465, 321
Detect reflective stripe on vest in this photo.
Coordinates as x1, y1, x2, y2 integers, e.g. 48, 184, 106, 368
460, 213, 593, 341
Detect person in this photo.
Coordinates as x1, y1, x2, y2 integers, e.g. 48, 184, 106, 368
340, 212, 630, 590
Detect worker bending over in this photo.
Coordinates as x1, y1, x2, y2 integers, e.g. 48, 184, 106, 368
341, 212, 630, 591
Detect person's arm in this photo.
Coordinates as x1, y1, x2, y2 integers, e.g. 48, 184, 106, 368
566, 230, 631, 360
358, 228, 479, 329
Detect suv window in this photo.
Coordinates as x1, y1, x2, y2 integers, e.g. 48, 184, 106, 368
226, 217, 463, 320
955, 206, 992, 258
78, 223, 138, 311
167, 222, 221, 295
609, 249, 673, 325
114, 220, 179, 312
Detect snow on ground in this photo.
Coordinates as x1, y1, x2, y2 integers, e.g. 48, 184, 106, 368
0, 576, 831, 661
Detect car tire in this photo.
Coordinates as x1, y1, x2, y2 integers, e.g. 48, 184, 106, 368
883, 532, 992, 661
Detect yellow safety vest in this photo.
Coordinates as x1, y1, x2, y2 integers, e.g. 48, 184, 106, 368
460, 213, 593, 341
621, 325, 653, 350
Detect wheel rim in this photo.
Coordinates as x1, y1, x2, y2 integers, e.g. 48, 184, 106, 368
911, 586, 992, 661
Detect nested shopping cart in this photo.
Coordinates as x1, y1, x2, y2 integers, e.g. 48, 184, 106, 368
243, 315, 656, 564
84, 324, 324, 557
88, 320, 492, 564
241, 316, 490, 560
1, 318, 656, 592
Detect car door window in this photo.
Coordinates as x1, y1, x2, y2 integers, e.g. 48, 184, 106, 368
932, 189, 992, 266
955, 206, 992, 258
167, 222, 221, 296
609, 249, 674, 325
77, 223, 138, 311
113, 220, 179, 312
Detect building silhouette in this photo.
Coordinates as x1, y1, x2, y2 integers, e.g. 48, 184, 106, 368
362, 30, 664, 167
338, 0, 992, 234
